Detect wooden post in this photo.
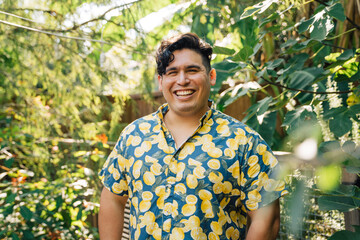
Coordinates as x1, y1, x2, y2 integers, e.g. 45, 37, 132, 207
342, 169, 360, 231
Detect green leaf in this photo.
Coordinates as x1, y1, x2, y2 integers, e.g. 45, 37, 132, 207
240, 0, 277, 20
318, 195, 358, 211
298, 18, 313, 33
288, 70, 315, 89
242, 97, 272, 123
310, 16, 334, 41
337, 49, 355, 61
6, 192, 16, 204
329, 114, 352, 137
232, 45, 254, 61
20, 206, 33, 221
326, 3, 346, 21
213, 46, 235, 55
329, 230, 360, 240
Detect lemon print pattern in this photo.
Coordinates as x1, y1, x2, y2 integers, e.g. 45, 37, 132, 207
99, 103, 288, 240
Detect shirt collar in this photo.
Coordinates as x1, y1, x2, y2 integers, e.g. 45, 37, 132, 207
155, 100, 215, 126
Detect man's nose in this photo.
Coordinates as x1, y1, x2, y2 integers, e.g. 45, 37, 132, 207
177, 71, 189, 85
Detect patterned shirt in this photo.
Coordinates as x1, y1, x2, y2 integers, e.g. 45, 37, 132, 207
99, 103, 288, 240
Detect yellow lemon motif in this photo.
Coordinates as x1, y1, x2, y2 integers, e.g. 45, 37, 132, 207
194, 166, 206, 179
150, 162, 162, 176
226, 138, 238, 150
264, 178, 276, 191
174, 183, 186, 195
248, 163, 260, 178
132, 197, 139, 210
223, 181, 233, 194
134, 180, 143, 192
227, 161, 240, 179
112, 168, 120, 180
141, 141, 152, 152
188, 215, 201, 228
224, 148, 236, 158
202, 141, 214, 152
208, 147, 222, 158
230, 211, 238, 224
182, 204, 196, 216
208, 159, 220, 170
163, 219, 171, 232
201, 200, 213, 215
134, 147, 145, 158
142, 191, 153, 201
263, 151, 278, 167
126, 135, 133, 147
111, 180, 127, 194
108, 164, 115, 174
145, 155, 158, 163
186, 195, 198, 204
169, 161, 178, 174
131, 136, 142, 146
248, 155, 259, 166
199, 189, 212, 201
139, 122, 151, 134
170, 228, 184, 240
220, 198, 230, 208
155, 185, 166, 196
226, 226, 234, 239
198, 124, 211, 134
163, 202, 173, 216
246, 200, 258, 211
186, 174, 198, 189
213, 182, 223, 194
231, 229, 240, 240
152, 226, 162, 240
178, 143, 195, 159
163, 155, 172, 164
188, 158, 202, 166
275, 180, 286, 191
256, 144, 267, 155
210, 221, 223, 235
139, 200, 151, 212
208, 171, 223, 183
209, 232, 220, 240
143, 171, 156, 185
140, 211, 155, 226
190, 227, 203, 239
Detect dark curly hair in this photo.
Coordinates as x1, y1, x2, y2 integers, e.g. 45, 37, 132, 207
156, 33, 212, 76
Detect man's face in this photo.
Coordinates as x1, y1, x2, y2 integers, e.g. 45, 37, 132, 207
158, 48, 216, 118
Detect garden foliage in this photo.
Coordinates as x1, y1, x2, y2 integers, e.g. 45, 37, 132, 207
0, 0, 359, 239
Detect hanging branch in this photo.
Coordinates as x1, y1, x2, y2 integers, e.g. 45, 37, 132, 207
0, 19, 111, 44
249, 62, 353, 95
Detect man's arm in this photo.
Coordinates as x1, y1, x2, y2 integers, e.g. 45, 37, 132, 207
246, 199, 280, 240
99, 187, 129, 239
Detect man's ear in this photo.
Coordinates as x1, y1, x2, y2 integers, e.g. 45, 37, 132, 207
157, 75, 163, 91
209, 68, 216, 86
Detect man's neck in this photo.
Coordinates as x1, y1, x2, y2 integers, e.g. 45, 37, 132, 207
163, 109, 208, 148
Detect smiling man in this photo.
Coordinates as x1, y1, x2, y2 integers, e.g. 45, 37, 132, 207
99, 33, 288, 240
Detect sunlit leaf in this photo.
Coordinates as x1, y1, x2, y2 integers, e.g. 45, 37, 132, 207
326, 3, 346, 21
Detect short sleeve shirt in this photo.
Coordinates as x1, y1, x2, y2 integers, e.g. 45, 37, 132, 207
99, 103, 288, 240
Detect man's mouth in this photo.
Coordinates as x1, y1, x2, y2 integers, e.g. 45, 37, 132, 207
175, 90, 195, 96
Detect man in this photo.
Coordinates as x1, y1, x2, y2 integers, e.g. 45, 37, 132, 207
99, 33, 288, 240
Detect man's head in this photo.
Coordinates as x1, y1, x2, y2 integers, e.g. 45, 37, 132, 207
156, 33, 213, 76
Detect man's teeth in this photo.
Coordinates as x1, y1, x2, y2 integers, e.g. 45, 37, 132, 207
176, 90, 194, 96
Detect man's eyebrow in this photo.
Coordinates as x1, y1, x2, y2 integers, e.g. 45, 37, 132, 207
165, 67, 177, 73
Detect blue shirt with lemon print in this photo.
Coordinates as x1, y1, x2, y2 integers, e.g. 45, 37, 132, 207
99, 102, 288, 240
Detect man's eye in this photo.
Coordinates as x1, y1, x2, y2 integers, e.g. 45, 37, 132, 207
188, 69, 199, 73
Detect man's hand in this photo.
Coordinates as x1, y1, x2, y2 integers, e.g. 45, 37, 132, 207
246, 199, 280, 240
99, 187, 129, 239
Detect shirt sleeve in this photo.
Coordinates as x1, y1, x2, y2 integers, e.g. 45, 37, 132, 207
240, 133, 288, 212
98, 131, 129, 196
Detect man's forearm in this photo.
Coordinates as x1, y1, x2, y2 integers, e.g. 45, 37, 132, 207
99, 188, 128, 239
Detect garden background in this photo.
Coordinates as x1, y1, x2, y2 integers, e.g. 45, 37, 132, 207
0, 0, 359, 239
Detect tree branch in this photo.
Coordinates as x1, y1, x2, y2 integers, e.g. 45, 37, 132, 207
249, 62, 353, 95
0, 19, 111, 44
